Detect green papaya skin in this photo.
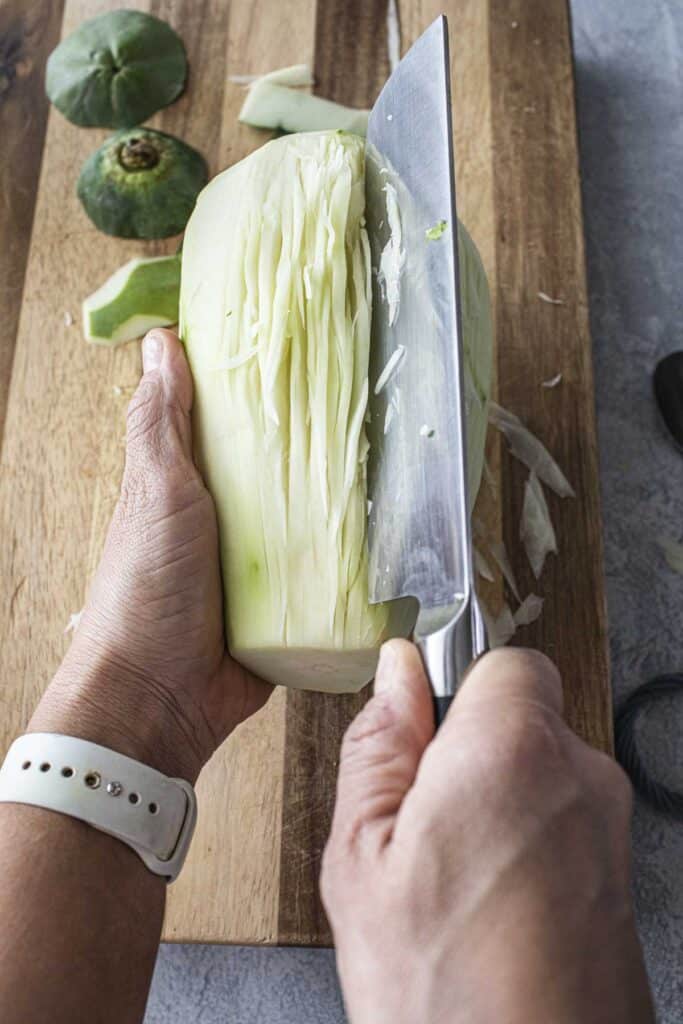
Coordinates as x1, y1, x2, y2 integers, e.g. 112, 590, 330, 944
77, 128, 209, 239
83, 255, 181, 345
46, 10, 187, 129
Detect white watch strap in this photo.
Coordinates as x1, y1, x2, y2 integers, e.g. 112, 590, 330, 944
0, 734, 197, 882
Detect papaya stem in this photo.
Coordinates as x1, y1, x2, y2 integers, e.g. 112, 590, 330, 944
118, 139, 160, 171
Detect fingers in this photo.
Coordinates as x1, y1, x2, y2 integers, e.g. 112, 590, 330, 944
381, 650, 568, 878
446, 647, 564, 728
328, 639, 434, 854
409, 649, 566, 803
125, 329, 195, 476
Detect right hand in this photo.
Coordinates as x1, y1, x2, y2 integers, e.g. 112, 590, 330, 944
321, 642, 654, 1024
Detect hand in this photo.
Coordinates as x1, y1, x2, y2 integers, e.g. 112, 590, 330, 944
31, 329, 271, 782
322, 642, 654, 1024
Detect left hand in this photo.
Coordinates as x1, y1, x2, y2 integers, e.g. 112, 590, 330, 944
31, 329, 272, 782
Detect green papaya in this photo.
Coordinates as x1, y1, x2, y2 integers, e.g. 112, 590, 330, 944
77, 128, 208, 239
46, 9, 187, 129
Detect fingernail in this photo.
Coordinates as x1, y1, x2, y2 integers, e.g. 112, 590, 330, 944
142, 331, 164, 372
374, 642, 398, 695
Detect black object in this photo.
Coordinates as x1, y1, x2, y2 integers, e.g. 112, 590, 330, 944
653, 351, 683, 451
614, 673, 683, 819
433, 695, 453, 728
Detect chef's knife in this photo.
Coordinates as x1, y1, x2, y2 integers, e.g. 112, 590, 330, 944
365, 15, 486, 725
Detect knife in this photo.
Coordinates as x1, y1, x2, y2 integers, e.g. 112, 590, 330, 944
365, 14, 487, 726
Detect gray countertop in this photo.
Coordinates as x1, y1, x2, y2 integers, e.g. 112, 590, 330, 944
145, 1, 683, 1019
575, 1, 683, 1018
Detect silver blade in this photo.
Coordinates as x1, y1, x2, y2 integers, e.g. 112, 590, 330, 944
366, 15, 473, 637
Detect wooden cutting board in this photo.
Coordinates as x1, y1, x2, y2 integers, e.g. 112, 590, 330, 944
0, 0, 611, 945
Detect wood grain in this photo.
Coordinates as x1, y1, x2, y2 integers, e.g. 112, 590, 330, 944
488, 0, 612, 751
0, 0, 611, 946
0, 0, 65, 443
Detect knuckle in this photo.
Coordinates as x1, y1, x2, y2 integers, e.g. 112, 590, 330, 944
319, 845, 341, 910
460, 648, 564, 722
342, 696, 395, 748
126, 376, 163, 443
122, 375, 198, 518
491, 706, 565, 776
320, 831, 359, 916
339, 695, 402, 767
320, 830, 380, 922
514, 647, 561, 683
591, 751, 633, 818
118, 464, 203, 528
480, 647, 561, 686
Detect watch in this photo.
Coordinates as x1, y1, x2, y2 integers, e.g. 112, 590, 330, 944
0, 733, 197, 882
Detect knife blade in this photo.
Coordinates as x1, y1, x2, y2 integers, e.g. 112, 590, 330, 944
365, 15, 486, 722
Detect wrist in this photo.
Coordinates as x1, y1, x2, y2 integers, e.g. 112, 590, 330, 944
30, 644, 204, 784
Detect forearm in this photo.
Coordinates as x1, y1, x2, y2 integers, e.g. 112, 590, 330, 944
0, 657, 199, 1024
0, 804, 164, 1024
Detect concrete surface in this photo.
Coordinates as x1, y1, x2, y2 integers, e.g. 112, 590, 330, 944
572, 1, 683, 1019
145, 1, 683, 1020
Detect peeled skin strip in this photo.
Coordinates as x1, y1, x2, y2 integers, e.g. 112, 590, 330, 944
83, 255, 180, 346
239, 82, 369, 136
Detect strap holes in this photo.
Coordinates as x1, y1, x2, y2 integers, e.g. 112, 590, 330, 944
21, 760, 31, 770
61, 766, 74, 778
128, 792, 140, 806
148, 802, 159, 815
84, 771, 101, 789
39, 762, 51, 772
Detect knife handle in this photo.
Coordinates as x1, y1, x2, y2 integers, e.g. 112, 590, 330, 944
417, 595, 488, 729
432, 696, 453, 729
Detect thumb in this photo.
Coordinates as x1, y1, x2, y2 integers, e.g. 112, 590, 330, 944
329, 639, 434, 854
125, 329, 194, 476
